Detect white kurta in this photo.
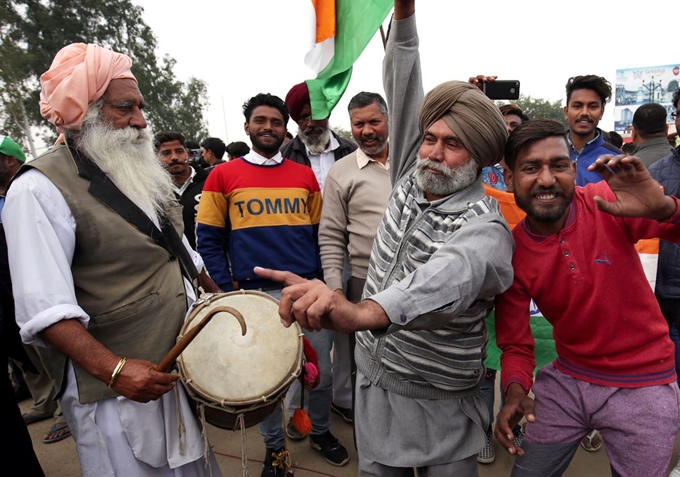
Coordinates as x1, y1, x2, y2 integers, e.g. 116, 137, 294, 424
3, 169, 221, 477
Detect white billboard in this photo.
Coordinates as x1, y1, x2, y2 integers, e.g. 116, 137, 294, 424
614, 64, 679, 135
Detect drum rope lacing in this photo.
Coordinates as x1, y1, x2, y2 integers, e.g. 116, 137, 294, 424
238, 413, 249, 477
198, 404, 215, 477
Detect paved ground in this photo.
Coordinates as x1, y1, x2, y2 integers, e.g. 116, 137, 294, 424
22, 394, 677, 477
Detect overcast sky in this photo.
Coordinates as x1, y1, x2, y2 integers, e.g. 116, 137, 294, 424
135, 0, 679, 144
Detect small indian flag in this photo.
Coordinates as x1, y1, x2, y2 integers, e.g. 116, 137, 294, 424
303, 0, 393, 119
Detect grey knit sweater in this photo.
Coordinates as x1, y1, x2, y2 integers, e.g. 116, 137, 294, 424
354, 13, 514, 400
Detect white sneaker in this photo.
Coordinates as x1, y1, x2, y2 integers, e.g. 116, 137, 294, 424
669, 458, 680, 477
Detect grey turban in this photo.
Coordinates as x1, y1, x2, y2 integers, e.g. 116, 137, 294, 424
418, 81, 508, 168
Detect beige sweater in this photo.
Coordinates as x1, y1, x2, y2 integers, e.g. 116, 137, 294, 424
319, 150, 392, 291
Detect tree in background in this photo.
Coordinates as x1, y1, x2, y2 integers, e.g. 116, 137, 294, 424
499, 95, 568, 128
331, 126, 356, 143
0, 0, 209, 157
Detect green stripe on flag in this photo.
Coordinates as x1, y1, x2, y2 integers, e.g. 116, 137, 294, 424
307, 0, 393, 120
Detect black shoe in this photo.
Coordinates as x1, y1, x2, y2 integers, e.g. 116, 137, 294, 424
261, 448, 288, 477
330, 402, 353, 423
309, 430, 349, 466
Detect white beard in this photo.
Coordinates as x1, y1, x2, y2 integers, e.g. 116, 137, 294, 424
77, 115, 175, 224
297, 124, 331, 154
414, 156, 479, 197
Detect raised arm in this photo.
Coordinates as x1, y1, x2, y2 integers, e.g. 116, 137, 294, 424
588, 154, 678, 220
394, 0, 414, 19
384, 0, 423, 184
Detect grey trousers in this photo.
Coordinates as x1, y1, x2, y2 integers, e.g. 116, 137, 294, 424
21, 344, 63, 421
359, 454, 478, 477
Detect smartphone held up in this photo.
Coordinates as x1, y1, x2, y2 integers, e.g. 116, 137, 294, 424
483, 80, 520, 100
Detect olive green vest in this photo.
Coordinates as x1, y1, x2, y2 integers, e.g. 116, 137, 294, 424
25, 145, 188, 403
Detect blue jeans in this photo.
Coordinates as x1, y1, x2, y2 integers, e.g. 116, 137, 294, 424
670, 324, 680, 386
259, 327, 334, 450
658, 297, 680, 386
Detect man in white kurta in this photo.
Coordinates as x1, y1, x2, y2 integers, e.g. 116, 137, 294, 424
3, 43, 222, 477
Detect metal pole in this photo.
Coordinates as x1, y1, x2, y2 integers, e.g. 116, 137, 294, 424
221, 95, 229, 142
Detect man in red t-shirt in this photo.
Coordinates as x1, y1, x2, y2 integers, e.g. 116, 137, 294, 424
495, 119, 680, 477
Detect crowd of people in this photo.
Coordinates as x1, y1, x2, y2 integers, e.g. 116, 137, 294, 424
2, 1, 680, 476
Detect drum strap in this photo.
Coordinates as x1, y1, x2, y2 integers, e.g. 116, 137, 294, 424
70, 144, 199, 282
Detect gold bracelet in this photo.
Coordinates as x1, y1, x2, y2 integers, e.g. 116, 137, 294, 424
107, 357, 127, 388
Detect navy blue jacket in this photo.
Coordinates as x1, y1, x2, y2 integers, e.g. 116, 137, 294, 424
649, 147, 680, 300
568, 129, 621, 186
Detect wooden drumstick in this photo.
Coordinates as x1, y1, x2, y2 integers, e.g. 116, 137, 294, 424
154, 306, 247, 373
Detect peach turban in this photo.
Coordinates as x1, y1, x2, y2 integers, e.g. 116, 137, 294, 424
39, 43, 137, 132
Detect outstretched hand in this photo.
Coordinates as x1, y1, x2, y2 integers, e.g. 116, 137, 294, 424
588, 154, 677, 220
495, 383, 535, 457
254, 267, 390, 333
254, 267, 349, 331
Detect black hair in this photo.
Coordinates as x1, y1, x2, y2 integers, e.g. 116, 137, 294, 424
622, 143, 637, 155
153, 131, 185, 152
673, 88, 680, 109
565, 75, 612, 106
242, 93, 289, 127
226, 141, 250, 158
632, 103, 668, 138
605, 130, 623, 149
200, 137, 226, 159
499, 103, 529, 122
505, 119, 568, 170
348, 92, 388, 118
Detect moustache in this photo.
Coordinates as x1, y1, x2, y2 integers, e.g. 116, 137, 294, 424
531, 186, 560, 195
256, 131, 280, 139
418, 158, 450, 174
304, 127, 325, 135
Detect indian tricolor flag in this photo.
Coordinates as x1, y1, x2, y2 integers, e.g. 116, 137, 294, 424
303, 0, 393, 119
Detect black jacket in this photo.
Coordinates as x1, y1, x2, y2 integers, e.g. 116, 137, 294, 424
178, 166, 210, 250
0, 222, 34, 370
280, 131, 357, 167
649, 147, 680, 300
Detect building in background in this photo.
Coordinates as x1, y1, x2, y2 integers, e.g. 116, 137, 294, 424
615, 64, 680, 138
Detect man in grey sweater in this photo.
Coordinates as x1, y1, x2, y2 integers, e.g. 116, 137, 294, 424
256, 1, 513, 475
319, 91, 392, 422
631, 102, 674, 168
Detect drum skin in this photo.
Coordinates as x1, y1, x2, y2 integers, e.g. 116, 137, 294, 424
177, 291, 303, 429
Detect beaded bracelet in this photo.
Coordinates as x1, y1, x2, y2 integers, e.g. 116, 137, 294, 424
107, 357, 127, 388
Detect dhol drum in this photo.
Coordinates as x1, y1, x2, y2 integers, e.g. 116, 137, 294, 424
177, 290, 303, 430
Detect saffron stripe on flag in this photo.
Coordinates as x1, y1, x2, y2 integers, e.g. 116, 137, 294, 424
305, 0, 336, 74
305, 0, 393, 120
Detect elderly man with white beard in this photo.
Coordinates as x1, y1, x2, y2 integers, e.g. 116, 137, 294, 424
2, 43, 221, 477
280, 82, 357, 194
